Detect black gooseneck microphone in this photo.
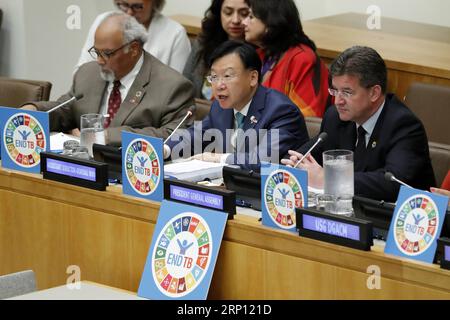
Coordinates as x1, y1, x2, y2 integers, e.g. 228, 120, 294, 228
384, 171, 412, 188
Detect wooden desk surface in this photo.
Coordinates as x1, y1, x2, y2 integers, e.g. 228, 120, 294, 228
172, 13, 450, 99
1, 168, 449, 299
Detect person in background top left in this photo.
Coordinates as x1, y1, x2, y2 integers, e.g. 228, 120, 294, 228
76, 0, 191, 73
183, 0, 250, 100
21, 13, 194, 145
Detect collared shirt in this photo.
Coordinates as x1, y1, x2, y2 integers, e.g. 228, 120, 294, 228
356, 100, 385, 147
231, 100, 252, 150
221, 99, 253, 163
99, 54, 144, 117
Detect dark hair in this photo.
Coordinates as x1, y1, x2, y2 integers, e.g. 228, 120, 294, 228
197, 0, 230, 68
330, 46, 387, 93
245, 0, 316, 57
208, 40, 262, 81
153, 0, 166, 12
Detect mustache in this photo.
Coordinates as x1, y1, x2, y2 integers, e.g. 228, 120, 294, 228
100, 69, 115, 82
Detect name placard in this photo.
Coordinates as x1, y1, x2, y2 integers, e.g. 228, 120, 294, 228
384, 186, 448, 264
261, 163, 308, 233
296, 208, 373, 251
437, 238, 450, 270
122, 131, 164, 202
0, 108, 49, 173
40, 152, 108, 191
164, 178, 236, 218
138, 200, 228, 300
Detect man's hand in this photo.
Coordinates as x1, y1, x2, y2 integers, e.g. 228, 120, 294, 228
281, 150, 325, 189
281, 150, 303, 167
70, 128, 81, 137
191, 152, 223, 163
20, 104, 38, 111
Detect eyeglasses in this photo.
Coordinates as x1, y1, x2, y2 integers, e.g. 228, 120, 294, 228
115, 1, 145, 13
88, 41, 134, 60
206, 73, 240, 85
328, 88, 354, 99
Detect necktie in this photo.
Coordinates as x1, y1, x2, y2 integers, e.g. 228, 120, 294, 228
354, 126, 367, 171
104, 80, 122, 128
235, 112, 245, 129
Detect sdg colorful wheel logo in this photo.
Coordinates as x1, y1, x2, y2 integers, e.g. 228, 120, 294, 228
394, 195, 439, 256
264, 169, 304, 229
3, 113, 46, 168
125, 138, 161, 195
152, 212, 212, 298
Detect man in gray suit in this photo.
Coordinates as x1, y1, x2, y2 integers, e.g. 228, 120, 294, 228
22, 12, 194, 145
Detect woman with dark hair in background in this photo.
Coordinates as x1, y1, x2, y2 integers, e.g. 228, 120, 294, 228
243, 0, 329, 117
183, 0, 250, 100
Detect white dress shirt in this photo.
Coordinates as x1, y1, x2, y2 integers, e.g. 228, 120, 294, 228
99, 54, 144, 117
76, 12, 191, 73
221, 100, 252, 163
356, 100, 385, 147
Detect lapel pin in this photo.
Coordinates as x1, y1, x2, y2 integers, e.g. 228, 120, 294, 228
250, 116, 258, 124
372, 141, 377, 149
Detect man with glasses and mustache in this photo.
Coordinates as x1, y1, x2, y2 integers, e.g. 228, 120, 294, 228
22, 13, 194, 145
282, 46, 435, 202
76, 0, 191, 73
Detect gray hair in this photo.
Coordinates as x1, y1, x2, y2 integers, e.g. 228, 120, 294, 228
330, 46, 387, 93
102, 12, 148, 45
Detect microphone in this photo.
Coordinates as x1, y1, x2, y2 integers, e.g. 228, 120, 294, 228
163, 108, 194, 145
250, 116, 258, 124
163, 107, 195, 158
293, 132, 328, 168
47, 94, 84, 113
384, 171, 412, 188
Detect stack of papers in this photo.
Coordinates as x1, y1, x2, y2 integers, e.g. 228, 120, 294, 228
164, 159, 225, 182
50, 132, 80, 152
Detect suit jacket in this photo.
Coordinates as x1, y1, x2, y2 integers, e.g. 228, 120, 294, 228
168, 86, 309, 171
33, 52, 194, 145
297, 93, 436, 201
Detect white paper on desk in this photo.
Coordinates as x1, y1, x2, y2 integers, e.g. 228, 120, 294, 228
308, 186, 324, 195
50, 132, 80, 151
164, 159, 225, 182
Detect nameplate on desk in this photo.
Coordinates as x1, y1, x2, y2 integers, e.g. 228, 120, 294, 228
164, 178, 236, 218
296, 208, 373, 251
437, 237, 450, 270
40, 152, 108, 191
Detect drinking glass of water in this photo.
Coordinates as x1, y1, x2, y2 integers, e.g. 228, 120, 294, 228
322, 149, 354, 216
80, 114, 106, 158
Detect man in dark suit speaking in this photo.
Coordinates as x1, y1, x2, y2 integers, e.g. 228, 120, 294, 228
282, 46, 435, 201
22, 12, 194, 145
166, 41, 309, 171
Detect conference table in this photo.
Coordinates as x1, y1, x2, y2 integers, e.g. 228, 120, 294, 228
172, 12, 450, 100
1, 166, 449, 299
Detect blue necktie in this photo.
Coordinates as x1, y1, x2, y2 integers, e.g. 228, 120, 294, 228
235, 112, 245, 129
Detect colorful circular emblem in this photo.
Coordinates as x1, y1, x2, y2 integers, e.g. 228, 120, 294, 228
264, 169, 304, 229
394, 194, 439, 256
125, 138, 161, 195
3, 113, 46, 168
152, 212, 212, 297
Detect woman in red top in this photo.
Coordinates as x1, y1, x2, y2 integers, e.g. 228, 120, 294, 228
242, 0, 330, 117
431, 170, 450, 202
